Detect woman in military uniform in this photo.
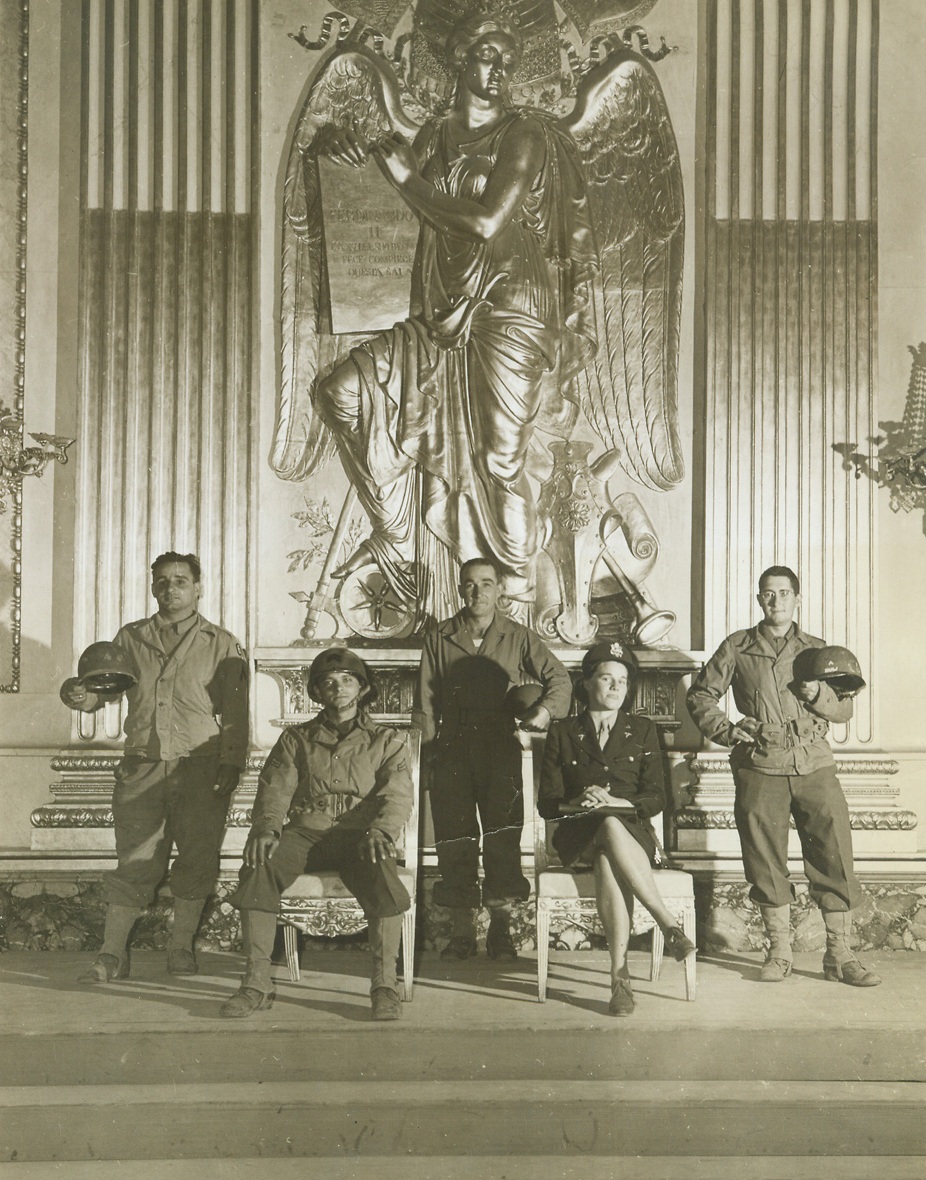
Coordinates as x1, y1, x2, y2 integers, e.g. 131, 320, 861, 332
539, 643, 695, 1016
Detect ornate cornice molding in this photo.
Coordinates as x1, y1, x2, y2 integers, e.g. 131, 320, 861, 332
50, 753, 266, 773
31, 806, 113, 828
675, 808, 918, 831
691, 755, 900, 777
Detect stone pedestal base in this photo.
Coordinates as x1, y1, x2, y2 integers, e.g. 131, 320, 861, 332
1, 862, 924, 956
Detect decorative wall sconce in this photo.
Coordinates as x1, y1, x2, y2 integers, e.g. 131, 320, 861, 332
837, 343, 926, 524
0, 401, 75, 513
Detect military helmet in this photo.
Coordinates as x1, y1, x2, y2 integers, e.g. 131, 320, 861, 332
307, 647, 376, 705
504, 682, 544, 719
77, 642, 139, 694
802, 645, 866, 696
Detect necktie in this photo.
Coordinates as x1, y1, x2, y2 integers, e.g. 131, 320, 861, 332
597, 720, 610, 748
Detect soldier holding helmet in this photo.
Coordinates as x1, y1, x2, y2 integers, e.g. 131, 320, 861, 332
687, 565, 880, 987
59, 551, 249, 984
414, 557, 571, 962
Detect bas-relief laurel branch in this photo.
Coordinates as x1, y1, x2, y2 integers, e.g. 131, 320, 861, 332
274, 1, 684, 639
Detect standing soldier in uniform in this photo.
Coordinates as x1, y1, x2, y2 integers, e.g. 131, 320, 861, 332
414, 557, 572, 961
687, 565, 880, 986
60, 551, 249, 982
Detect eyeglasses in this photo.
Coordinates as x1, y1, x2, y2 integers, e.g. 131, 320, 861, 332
758, 590, 795, 601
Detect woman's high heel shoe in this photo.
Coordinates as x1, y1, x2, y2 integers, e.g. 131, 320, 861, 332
663, 926, 697, 961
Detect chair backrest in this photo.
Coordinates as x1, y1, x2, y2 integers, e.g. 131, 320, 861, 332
521, 732, 561, 875
524, 728, 668, 876
390, 724, 421, 873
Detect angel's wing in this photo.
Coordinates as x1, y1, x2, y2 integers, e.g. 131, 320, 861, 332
562, 48, 685, 492
273, 46, 421, 482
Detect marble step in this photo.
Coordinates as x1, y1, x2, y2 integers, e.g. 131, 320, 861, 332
1, 1158, 925, 1180
1, 1080, 923, 1162
2, 1023, 921, 1087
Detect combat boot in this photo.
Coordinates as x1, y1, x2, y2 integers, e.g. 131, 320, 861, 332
758, 904, 793, 982
822, 910, 881, 986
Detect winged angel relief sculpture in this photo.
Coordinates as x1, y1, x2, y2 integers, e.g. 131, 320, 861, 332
273, 0, 684, 644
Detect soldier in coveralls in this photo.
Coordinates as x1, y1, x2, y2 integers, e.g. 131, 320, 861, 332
414, 557, 571, 961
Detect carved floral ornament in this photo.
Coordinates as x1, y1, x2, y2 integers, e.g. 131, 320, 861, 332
279, 904, 371, 938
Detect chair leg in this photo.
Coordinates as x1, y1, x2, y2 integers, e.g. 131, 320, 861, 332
536, 905, 550, 1003
401, 906, 415, 1002
650, 924, 664, 982
283, 922, 300, 983
683, 906, 697, 1002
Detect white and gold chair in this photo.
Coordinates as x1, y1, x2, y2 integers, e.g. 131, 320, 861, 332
527, 736, 697, 1003
277, 726, 421, 1001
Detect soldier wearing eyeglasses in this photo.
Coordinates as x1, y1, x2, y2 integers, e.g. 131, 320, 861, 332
687, 565, 880, 987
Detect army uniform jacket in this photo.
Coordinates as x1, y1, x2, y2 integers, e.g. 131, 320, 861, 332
686, 624, 853, 776
249, 712, 413, 845
538, 710, 666, 822
413, 609, 572, 743
98, 613, 249, 766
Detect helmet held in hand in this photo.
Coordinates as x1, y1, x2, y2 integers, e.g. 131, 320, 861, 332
801, 645, 866, 696
77, 641, 139, 694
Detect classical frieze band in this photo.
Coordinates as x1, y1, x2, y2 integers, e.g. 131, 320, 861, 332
675, 809, 918, 831
691, 754, 900, 777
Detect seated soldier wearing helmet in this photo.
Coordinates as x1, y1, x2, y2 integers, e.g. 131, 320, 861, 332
687, 565, 880, 987
221, 648, 413, 1022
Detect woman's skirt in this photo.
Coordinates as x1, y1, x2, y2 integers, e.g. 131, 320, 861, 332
551, 809, 658, 870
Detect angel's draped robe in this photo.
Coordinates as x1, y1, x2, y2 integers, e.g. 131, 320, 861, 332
316, 109, 598, 607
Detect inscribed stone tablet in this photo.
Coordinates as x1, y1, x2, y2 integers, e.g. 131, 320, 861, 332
319, 156, 419, 335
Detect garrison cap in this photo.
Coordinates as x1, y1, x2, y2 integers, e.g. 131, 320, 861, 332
580, 641, 637, 680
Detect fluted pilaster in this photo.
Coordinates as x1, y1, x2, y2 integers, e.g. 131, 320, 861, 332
72, 0, 257, 739
700, 0, 878, 747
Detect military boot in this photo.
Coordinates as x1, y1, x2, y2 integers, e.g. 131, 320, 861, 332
758, 904, 793, 982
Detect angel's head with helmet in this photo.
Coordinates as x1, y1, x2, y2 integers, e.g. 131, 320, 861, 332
447, 4, 524, 82
308, 647, 377, 714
